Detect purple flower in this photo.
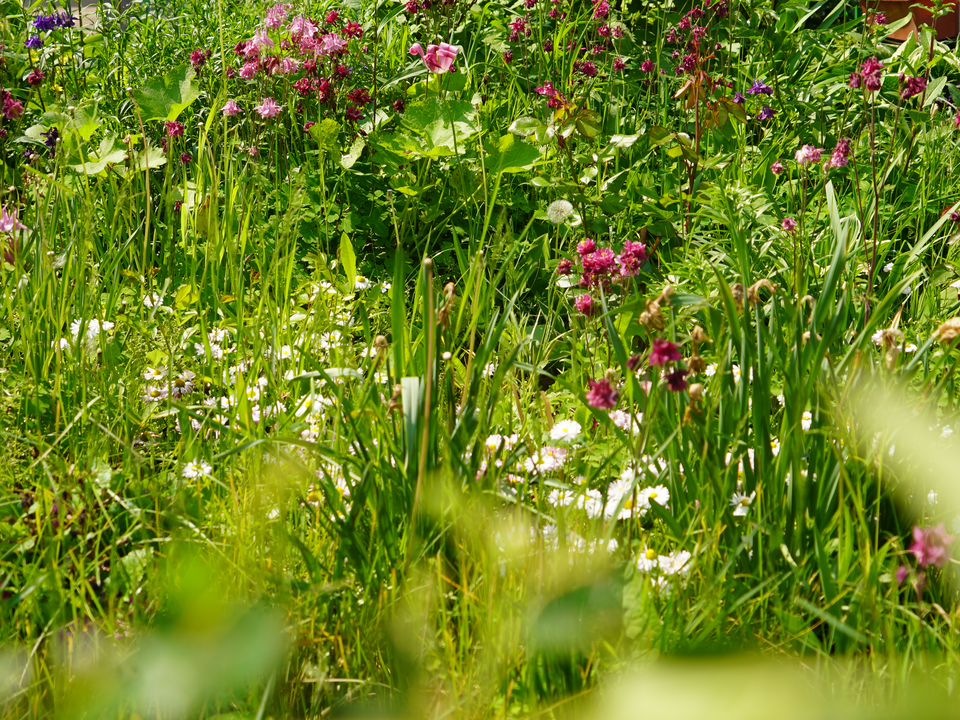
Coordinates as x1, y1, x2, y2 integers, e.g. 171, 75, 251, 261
909, 524, 954, 568
757, 105, 776, 121
25, 35, 43, 50
732, 90, 745, 105
33, 14, 57, 31
586, 378, 618, 410
665, 368, 689, 391
649, 338, 681, 367
746, 78, 773, 96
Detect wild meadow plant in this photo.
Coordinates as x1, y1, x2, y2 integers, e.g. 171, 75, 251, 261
2, 0, 960, 717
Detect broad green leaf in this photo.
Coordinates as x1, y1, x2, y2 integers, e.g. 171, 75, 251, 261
483, 134, 540, 175
609, 133, 640, 148
923, 76, 948, 108
575, 109, 602, 138
132, 65, 201, 122
648, 125, 676, 145
309, 118, 340, 153
340, 136, 364, 169
508, 116, 540, 137
68, 134, 128, 175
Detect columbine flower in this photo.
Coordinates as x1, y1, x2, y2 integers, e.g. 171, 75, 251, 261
409, 42, 459, 73
900, 75, 926, 100
586, 378, 618, 410
782, 217, 798, 233
861, 56, 883, 92
665, 368, 688, 391
757, 106, 775, 120
649, 338, 681, 367
746, 78, 773, 95
182, 459, 213, 479
574, 294, 594, 316
0, 207, 26, 233
255, 97, 282, 118
794, 145, 823, 166
827, 137, 851, 168
550, 420, 582, 442
221, 100, 242, 116
547, 199, 574, 224
770, 160, 785, 175
909, 524, 954, 568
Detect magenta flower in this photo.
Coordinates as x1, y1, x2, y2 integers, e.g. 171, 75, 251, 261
557, 259, 573, 275
757, 105, 776, 121
746, 78, 773, 96
574, 294, 594, 316
255, 97, 282, 118
827, 138, 851, 168
649, 338, 681, 367
409, 42, 459, 73
2, 97, 23, 121
289, 14, 318, 38
861, 56, 883, 92
641, 60, 655, 73
771, 160, 785, 175
909, 524, 954, 568
239, 61, 259, 79
165, 121, 185, 138
901, 75, 926, 100
617, 240, 647, 277
576, 238, 597, 256
264, 2, 290, 29
221, 100, 242, 116
250, 29, 275, 51
781, 217, 798, 233
586, 378, 618, 410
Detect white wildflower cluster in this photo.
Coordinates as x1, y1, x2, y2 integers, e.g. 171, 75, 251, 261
636, 547, 693, 581
66, 318, 115, 357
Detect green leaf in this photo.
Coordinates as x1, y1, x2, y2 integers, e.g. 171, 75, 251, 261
68, 134, 128, 175
923, 76, 948, 109
44, 102, 101, 141
132, 65, 201, 122
340, 136, 364, 169
403, 97, 479, 150
309, 118, 340, 153
483, 134, 540, 175
609, 133, 640, 148
508, 116, 540, 137
339, 232, 356, 291
575, 109, 602, 138
648, 125, 675, 145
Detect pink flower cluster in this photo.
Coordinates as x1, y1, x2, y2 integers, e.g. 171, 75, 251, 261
850, 56, 883, 92
565, 238, 648, 317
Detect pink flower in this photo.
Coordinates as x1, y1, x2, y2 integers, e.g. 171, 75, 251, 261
279, 56, 299, 74
909, 524, 954, 568
250, 29, 275, 51
239, 61, 259, 79
221, 100, 242, 116
0, 207, 26, 233
2, 97, 23, 121
264, 3, 290, 28
901, 75, 926, 100
574, 294, 594, 316
557, 259, 573, 275
770, 160, 784, 175
586, 378, 618, 410
409, 42, 459, 73
649, 338, 681, 367
289, 14, 318, 38
895, 565, 909, 584
827, 138, 851, 168
255, 97, 282, 118
319, 32, 348, 55
794, 145, 823, 166
782, 217, 798, 233
617, 240, 647, 277
576, 238, 596, 256
640, 60, 655, 73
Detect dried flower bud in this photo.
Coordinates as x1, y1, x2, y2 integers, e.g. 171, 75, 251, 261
374, 335, 388, 350
934, 317, 960, 344
639, 298, 664, 329
691, 325, 710, 344
688, 383, 703, 402
747, 278, 777, 304
604, 367, 618, 382
687, 354, 706, 374
731, 283, 744, 309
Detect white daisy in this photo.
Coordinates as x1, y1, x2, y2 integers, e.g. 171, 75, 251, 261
182, 459, 213, 479
550, 420, 582, 442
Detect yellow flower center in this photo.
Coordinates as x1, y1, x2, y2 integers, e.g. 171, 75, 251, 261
645, 548, 656, 560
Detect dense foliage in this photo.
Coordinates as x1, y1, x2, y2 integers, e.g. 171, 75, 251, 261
2, 0, 960, 716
